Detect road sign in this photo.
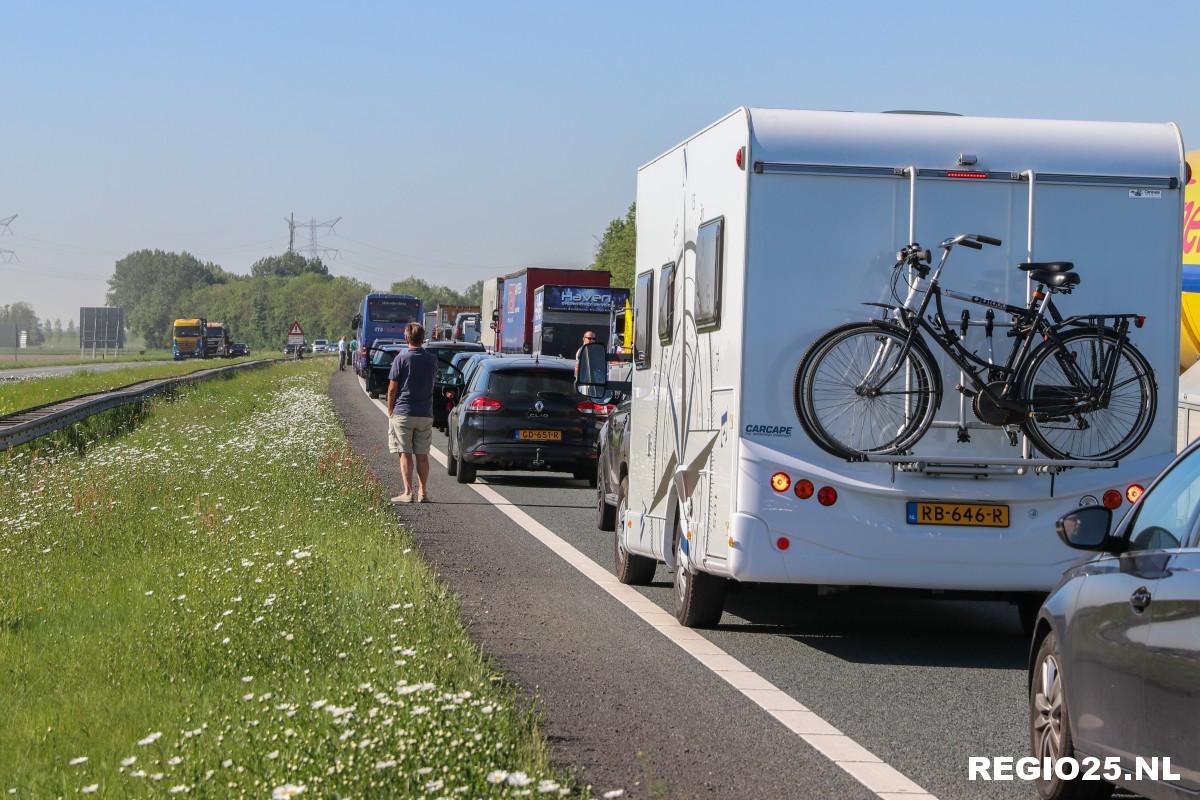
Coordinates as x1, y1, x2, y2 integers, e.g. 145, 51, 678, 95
287, 321, 305, 345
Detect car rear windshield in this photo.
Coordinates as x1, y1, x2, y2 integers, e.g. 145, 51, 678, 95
487, 368, 574, 400
372, 348, 403, 365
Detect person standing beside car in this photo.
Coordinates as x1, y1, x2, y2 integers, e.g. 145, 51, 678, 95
337, 335, 347, 371
386, 322, 438, 503
574, 330, 597, 378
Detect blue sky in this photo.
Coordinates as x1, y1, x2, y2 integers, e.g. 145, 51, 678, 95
3, 0, 1196, 323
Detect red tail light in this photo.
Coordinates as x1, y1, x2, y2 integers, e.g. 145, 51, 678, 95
576, 401, 616, 416
468, 396, 503, 412
1102, 489, 1123, 509
946, 170, 988, 179
794, 479, 814, 499
817, 486, 838, 506
1126, 484, 1145, 503
770, 472, 791, 493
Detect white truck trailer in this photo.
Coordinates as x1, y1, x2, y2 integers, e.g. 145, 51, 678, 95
620, 107, 1185, 626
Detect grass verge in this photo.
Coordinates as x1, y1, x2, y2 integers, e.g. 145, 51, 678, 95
0, 361, 583, 798
0, 350, 175, 370
0, 357, 266, 416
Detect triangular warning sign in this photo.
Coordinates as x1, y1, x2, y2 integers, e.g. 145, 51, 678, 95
287, 321, 304, 336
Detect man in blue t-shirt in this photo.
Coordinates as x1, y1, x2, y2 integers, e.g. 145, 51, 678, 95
386, 322, 438, 503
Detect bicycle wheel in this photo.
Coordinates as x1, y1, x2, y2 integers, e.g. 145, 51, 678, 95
796, 323, 939, 459
1020, 328, 1156, 461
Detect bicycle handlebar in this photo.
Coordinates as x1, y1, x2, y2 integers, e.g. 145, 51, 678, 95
938, 233, 1004, 250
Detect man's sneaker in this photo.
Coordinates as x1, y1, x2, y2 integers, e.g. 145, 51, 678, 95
391, 493, 413, 503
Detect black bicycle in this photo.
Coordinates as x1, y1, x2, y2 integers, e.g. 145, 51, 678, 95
795, 233, 1157, 461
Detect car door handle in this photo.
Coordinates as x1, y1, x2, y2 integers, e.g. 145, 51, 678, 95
1130, 586, 1152, 613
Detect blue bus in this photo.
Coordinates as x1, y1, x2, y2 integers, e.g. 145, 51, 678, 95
353, 293, 424, 373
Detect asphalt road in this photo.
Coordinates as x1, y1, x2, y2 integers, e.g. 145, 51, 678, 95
0, 360, 174, 380
330, 369, 1064, 800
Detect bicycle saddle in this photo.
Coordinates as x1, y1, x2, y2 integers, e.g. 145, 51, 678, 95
1030, 269, 1081, 290
1018, 261, 1074, 273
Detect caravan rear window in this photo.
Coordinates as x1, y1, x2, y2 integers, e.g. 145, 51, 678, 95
696, 217, 724, 329
634, 271, 653, 370
658, 262, 675, 343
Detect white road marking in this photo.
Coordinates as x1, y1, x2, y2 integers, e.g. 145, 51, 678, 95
363, 382, 936, 799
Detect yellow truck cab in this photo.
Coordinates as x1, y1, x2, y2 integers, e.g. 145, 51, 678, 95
172, 318, 207, 360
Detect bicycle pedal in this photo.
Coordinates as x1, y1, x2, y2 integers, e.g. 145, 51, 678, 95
954, 384, 977, 398
1005, 429, 1019, 447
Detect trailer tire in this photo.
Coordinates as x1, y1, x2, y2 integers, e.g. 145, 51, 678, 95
672, 514, 725, 627
614, 478, 655, 585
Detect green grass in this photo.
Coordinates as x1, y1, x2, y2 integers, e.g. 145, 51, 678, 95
0, 357, 267, 416
0, 362, 581, 798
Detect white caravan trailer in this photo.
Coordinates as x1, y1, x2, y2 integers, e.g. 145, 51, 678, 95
620, 107, 1185, 626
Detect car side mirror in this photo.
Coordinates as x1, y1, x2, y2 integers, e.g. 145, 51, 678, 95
575, 341, 609, 400
1055, 506, 1118, 552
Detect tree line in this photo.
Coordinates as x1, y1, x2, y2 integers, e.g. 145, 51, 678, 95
102, 250, 487, 349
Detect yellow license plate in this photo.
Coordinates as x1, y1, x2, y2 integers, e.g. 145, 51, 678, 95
517, 429, 562, 441
906, 501, 1009, 527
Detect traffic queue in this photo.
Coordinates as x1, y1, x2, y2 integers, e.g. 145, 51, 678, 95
348, 107, 1199, 800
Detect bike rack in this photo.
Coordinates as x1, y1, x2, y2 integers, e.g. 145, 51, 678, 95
858, 453, 1119, 483
901, 167, 1044, 452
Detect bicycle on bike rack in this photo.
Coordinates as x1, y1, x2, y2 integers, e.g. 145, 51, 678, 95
795, 233, 1157, 462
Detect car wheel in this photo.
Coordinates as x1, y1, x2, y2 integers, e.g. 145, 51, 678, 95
574, 464, 598, 488
597, 471, 616, 532
614, 477, 654, 585
455, 450, 476, 484
671, 511, 725, 627
1030, 632, 1114, 800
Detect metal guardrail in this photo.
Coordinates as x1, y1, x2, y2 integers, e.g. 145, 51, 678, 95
0, 358, 282, 451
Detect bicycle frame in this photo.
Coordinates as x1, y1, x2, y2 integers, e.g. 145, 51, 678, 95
865, 239, 1136, 416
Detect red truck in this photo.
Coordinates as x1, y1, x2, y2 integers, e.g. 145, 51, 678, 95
497, 268, 610, 354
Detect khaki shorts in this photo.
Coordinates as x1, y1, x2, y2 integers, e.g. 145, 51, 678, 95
388, 414, 433, 455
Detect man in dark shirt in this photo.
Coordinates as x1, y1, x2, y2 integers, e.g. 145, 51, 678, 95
386, 322, 438, 503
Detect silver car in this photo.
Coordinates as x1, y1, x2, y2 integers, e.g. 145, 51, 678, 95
1030, 441, 1200, 799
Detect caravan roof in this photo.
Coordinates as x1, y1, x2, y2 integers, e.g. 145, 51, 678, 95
641, 107, 1184, 182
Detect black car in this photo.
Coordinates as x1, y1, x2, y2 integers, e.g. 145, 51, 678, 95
365, 344, 407, 398
1029, 440, 1200, 800
228, 342, 250, 357
426, 341, 485, 430
445, 356, 601, 485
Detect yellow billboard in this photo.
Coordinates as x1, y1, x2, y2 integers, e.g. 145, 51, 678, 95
1181, 150, 1200, 369
1187, 150, 1200, 265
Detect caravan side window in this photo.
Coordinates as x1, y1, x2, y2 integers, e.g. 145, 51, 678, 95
634, 271, 654, 370
696, 217, 724, 329
657, 262, 675, 344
